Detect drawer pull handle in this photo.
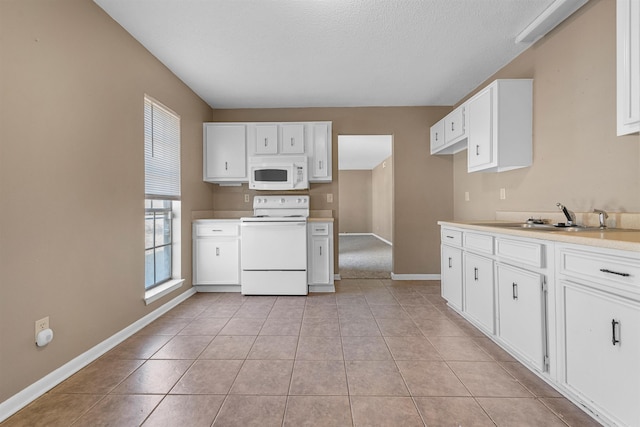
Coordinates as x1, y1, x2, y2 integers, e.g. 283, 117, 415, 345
474, 267, 478, 281
448, 257, 452, 268
599, 268, 631, 277
612, 319, 620, 346
446, 235, 454, 239
512, 282, 518, 300
211, 229, 223, 232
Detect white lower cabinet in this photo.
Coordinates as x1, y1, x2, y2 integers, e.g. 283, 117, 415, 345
441, 244, 463, 310
561, 282, 640, 427
192, 220, 240, 291
441, 223, 640, 426
463, 251, 495, 333
557, 243, 640, 427
308, 221, 334, 290
496, 263, 546, 371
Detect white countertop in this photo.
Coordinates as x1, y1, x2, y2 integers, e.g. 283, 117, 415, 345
438, 220, 640, 252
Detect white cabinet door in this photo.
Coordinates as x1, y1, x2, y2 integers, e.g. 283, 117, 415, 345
463, 252, 494, 333
562, 281, 640, 426
281, 124, 305, 154
617, 0, 640, 135
255, 124, 278, 154
497, 263, 546, 371
204, 123, 247, 182
194, 238, 240, 285
441, 244, 463, 311
430, 119, 446, 154
466, 79, 532, 173
310, 123, 331, 181
467, 87, 493, 169
445, 106, 466, 144
310, 237, 330, 284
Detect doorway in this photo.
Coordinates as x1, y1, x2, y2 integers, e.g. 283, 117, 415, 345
337, 135, 393, 279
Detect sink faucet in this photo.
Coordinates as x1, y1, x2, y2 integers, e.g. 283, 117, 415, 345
593, 208, 608, 228
556, 203, 576, 225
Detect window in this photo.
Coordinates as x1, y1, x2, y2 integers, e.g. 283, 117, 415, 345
144, 96, 181, 295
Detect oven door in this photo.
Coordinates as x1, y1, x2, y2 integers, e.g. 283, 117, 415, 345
241, 220, 307, 270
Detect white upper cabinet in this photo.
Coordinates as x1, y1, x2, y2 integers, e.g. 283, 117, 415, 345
203, 123, 247, 183
310, 122, 332, 182
467, 79, 533, 173
617, 0, 640, 135
281, 124, 305, 154
430, 118, 446, 154
430, 105, 467, 155
255, 124, 279, 154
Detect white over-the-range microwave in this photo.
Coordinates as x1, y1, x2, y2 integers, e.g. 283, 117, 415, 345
248, 155, 309, 190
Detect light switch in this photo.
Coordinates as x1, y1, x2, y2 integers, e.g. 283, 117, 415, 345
327, 193, 333, 203
465, 191, 470, 202
500, 188, 506, 200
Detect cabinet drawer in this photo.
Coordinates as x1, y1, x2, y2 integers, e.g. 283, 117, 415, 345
464, 232, 494, 255
441, 228, 462, 246
195, 222, 239, 237
559, 247, 640, 289
496, 238, 543, 268
310, 223, 330, 235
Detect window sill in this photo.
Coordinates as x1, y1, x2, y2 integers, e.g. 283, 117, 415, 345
144, 279, 185, 305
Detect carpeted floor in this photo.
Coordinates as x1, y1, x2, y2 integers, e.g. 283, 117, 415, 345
338, 234, 392, 279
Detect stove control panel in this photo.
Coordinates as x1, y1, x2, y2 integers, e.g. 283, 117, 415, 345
253, 195, 309, 209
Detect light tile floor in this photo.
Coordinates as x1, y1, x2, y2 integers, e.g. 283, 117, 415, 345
2, 279, 601, 427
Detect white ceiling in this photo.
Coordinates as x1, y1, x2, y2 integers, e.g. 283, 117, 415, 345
93, 0, 587, 109
339, 135, 393, 170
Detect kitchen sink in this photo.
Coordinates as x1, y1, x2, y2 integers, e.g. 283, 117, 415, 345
471, 222, 637, 232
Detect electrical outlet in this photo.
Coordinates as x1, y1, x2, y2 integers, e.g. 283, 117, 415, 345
464, 191, 470, 202
327, 193, 333, 203
35, 316, 49, 340
244, 194, 250, 203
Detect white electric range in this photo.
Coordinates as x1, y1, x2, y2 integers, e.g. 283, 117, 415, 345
240, 195, 309, 295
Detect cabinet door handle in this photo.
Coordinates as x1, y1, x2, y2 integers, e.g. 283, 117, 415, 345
475, 145, 480, 156
448, 257, 452, 268
290, 137, 294, 146
612, 319, 620, 345
319, 160, 323, 170
451, 122, 454, 132
600, 268, 631, 277
216, 247, 220, 256
225, 161, 228, 171
264, 137, 268, 147
474, 267, 478, 281
435, 132, 439, 141
319, 246, 322, 256
512, 282, 518, 300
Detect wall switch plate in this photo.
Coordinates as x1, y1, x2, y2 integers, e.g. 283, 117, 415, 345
327, 193, 333, 203
465, 191, 470, 202
500, 188, 506, 200
244, 194, 250, 203
35, 316, 49, 340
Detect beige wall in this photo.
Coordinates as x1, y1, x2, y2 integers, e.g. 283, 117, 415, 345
372, 156, 393, 242
211, 107, 453, 275
338, 170, 372, 233
453, 0, 640, 220
0, 0, 213, 402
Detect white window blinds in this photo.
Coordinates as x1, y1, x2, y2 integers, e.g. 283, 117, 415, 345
144, 96, 181, 200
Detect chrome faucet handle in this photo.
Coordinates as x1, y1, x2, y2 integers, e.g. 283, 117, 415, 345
556, 203, 576, 225
593, 209, 608, 228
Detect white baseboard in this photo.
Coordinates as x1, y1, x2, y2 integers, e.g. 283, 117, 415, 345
308, 284, 336, 293
194, 284, 241, 293
390, 273, 441, 281
0, 288, 196, 423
